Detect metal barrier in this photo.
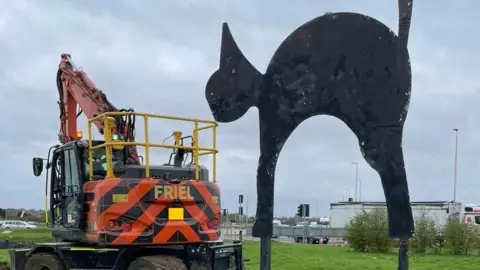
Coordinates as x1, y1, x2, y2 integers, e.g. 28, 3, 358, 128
87, 112, 218, 181
220, 224, 346, 242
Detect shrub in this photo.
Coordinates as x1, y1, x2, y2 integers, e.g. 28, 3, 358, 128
412, 209, 438, 254
345, 210, 369, 252
443, 218, 480, 255
345, 207, 391, 253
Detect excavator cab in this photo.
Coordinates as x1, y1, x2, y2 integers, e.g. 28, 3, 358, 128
30, 138, 129, 232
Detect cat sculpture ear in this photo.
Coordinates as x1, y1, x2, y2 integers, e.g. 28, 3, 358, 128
205, 23, 263, 123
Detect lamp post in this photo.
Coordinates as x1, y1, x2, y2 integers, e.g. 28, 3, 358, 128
358, 179, 362, 202
453, 128, 458, 202
351, 162, 359, 201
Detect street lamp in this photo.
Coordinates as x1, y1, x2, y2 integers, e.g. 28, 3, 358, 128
351, 162, 359, 201
358, 179, 362, 202
453, 128, 459, 202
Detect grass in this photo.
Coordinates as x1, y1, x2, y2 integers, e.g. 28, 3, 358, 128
1, 229, 480, 269
243, 241, 480, 269
0, 228, 51, 243
0, 252, 7, 264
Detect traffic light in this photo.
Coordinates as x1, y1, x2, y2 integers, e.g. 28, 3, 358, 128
297, 204, 303, 217
238, 206, 243, 215
296, 204, 310, 217
222, 209, 227, 216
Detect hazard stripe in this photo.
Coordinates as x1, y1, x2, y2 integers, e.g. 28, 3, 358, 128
153, 221, 200, 243
90, 179, 122, 205
183, 202, 218, 240
191, 181, 220, 215
180, 207, 213, 242
110, 196, 173, 244
168, 223, 200, 243
102, 180, 221, 245
147, 183, 216, 243
97, 179, 156, 230
112, 182, 155, 221
184, 183, 215, 219
115, 181, 196, 244
99, 180, 158, 244
179, 183, 217, 241
84, 179, 122, 237
152, 222, 177, 243
182, 183, 218, 240
99, 178, 147, 206
168, 230, 187, 243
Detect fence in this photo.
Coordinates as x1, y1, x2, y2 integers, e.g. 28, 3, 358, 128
220, 224, 346, 244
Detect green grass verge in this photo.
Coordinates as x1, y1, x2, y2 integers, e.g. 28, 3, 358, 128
243, 241, 480, 269
0, 229, 52, 243
0, 251, 7, 264
1, 230, 480, 269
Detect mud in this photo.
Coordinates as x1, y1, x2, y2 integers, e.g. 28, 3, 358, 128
0, 262, 10, 270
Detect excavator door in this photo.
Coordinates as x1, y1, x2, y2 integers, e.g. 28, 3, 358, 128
56, 143, 83, 228
33, 142, 86, 239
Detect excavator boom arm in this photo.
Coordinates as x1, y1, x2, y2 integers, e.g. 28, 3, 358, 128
57, 53, 139, 164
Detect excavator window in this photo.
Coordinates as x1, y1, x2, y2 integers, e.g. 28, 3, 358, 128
63, 148, 80, 227
81, 142, 125, 180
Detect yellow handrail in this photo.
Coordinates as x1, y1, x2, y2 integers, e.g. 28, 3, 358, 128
87, 112, 218, 182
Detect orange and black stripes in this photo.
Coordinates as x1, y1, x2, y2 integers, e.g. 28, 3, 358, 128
98, 179, 157, 229
93, 179, 222, 246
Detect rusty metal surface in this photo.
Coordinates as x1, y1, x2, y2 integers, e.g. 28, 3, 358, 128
205, 1, 414, 269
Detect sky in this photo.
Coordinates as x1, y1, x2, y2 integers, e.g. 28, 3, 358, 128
1, 0, 480, 218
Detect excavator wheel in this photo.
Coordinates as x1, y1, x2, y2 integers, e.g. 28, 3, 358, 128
24, 253, 66, 270
127, 255, 187, 270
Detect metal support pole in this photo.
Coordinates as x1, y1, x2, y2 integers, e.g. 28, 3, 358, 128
398, 237, 409, 270
246, 196, 249, 227
234, 215, 237, 240
260, 237, 272, 270
303, 215, 307, 244
453, 128, 458, 202
358, 179, 362, 202
352, 162, 359, 201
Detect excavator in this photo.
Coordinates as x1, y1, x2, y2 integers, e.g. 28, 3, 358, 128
8, 54, 244, 270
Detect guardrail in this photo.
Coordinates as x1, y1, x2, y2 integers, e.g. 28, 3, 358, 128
88, 111, 218, 181
221, 224, 346, 240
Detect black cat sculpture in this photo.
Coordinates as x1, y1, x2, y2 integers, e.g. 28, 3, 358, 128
205, 0, 414, 269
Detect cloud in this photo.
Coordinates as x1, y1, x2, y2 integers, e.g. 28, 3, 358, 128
1, 0, 480, 218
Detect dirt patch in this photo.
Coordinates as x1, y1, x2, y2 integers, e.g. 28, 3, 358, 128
0, 261, 10, 270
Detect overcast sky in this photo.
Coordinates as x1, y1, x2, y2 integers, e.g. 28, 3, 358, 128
1, 0, 480, 218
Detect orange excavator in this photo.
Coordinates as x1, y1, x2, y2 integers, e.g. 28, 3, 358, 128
9, 54, 244, 270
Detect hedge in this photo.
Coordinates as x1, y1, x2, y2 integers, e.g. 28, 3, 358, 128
345, 207, 480, 255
